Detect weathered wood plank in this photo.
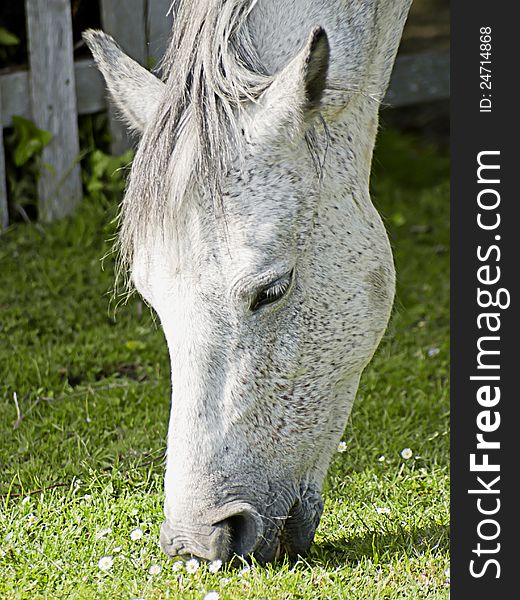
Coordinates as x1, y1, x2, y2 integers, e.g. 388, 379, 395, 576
25, 0, 82, 222
100, 0, 147, 64
0, 89, 8, 229
99, 0, 147, 154
0, 70, 31, 127
1, 60, 106, 128
0, 48, 450, 129
147, 0, 174, 68
74, 59, 107, 116
385, 48, 450, 107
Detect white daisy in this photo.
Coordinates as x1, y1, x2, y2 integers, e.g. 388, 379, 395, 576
27, 513, 37, 526
130, 528, 143, 541
185, 558, 200, 574
208, 559, 222, 573
337, 441, 347, 453
204, 592, 220, 600
172, 560, 184, 573
98, 555, 113, 571
378, 455, 386, 462
95, 527, 112, 540
148, 564, 161, 575
401, 448, 413, 460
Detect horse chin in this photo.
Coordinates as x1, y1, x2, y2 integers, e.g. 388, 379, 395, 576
280, 489, 324, 560
254, 487, 324, 565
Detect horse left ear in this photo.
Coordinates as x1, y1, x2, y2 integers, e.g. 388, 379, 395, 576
248, 27, 329, 143
299, 27, 330, 114
83, 29, 166, 134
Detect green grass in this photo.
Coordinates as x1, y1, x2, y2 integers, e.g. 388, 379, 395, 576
0, 128, 450, 599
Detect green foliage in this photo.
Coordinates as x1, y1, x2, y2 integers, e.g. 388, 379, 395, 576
372, 127, 450, 191
0, 25, 20, 65
3, 117, 53, 219
0, 26, 20, 46
79, 113, 133, 223
9, 116, 53, 167
83, 148, 133, 208
0, 129, 449, 598
4, 112, 130, 223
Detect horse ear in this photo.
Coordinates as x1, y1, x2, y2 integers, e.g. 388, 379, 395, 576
298, 27, 330, 114
248, 27, 329, 143
83, 29, 166, 134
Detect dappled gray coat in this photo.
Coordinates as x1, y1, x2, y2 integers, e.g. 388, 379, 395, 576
85, 0, 412, 564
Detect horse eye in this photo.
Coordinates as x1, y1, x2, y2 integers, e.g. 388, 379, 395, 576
250, 269, 295, 312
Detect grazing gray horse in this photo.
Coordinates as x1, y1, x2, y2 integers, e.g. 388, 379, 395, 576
85, 0, 412, 564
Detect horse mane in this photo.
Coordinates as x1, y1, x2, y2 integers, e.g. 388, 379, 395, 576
118, 0, 273, 276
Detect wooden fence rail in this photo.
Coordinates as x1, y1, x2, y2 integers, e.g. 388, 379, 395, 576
0, 0, 449, 229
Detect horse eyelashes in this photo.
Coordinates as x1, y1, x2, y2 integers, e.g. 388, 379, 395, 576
250, 269, 295, 312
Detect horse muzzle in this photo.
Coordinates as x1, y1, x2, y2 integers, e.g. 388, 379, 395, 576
160, 502, 263, 563
159, 487, 324, 564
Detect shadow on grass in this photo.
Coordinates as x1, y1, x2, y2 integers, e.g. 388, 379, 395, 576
308, 523, 449, 566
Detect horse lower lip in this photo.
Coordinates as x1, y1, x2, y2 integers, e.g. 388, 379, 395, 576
279, 490, 324, 559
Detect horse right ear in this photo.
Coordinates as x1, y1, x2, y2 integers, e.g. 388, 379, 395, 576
83, 29, 166, 134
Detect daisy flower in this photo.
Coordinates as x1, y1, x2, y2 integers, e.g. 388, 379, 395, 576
337, 441, 347, 453
185, 558, 200, 574
204, 592, 220, 600
401, 448, 413, 460
130, 528, 143, 541
378, 455, 386, 462
95, 527, 112, 540
148, 564, 161, 575
172, 560, 184, 573
27, 513, 37, 526
98, 556, 113, 571
208, 559, 222, 573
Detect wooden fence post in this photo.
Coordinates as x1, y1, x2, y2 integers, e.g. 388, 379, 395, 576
99, 0, 147, 155
25, 0, 82, 222
0, 89, 8, 229
147, 0, 174, 69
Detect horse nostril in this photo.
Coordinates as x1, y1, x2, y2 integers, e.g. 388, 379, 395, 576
160, 505, 263, 563
216, 508, 262, 558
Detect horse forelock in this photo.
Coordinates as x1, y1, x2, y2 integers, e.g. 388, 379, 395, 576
117, 0, 274, 282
